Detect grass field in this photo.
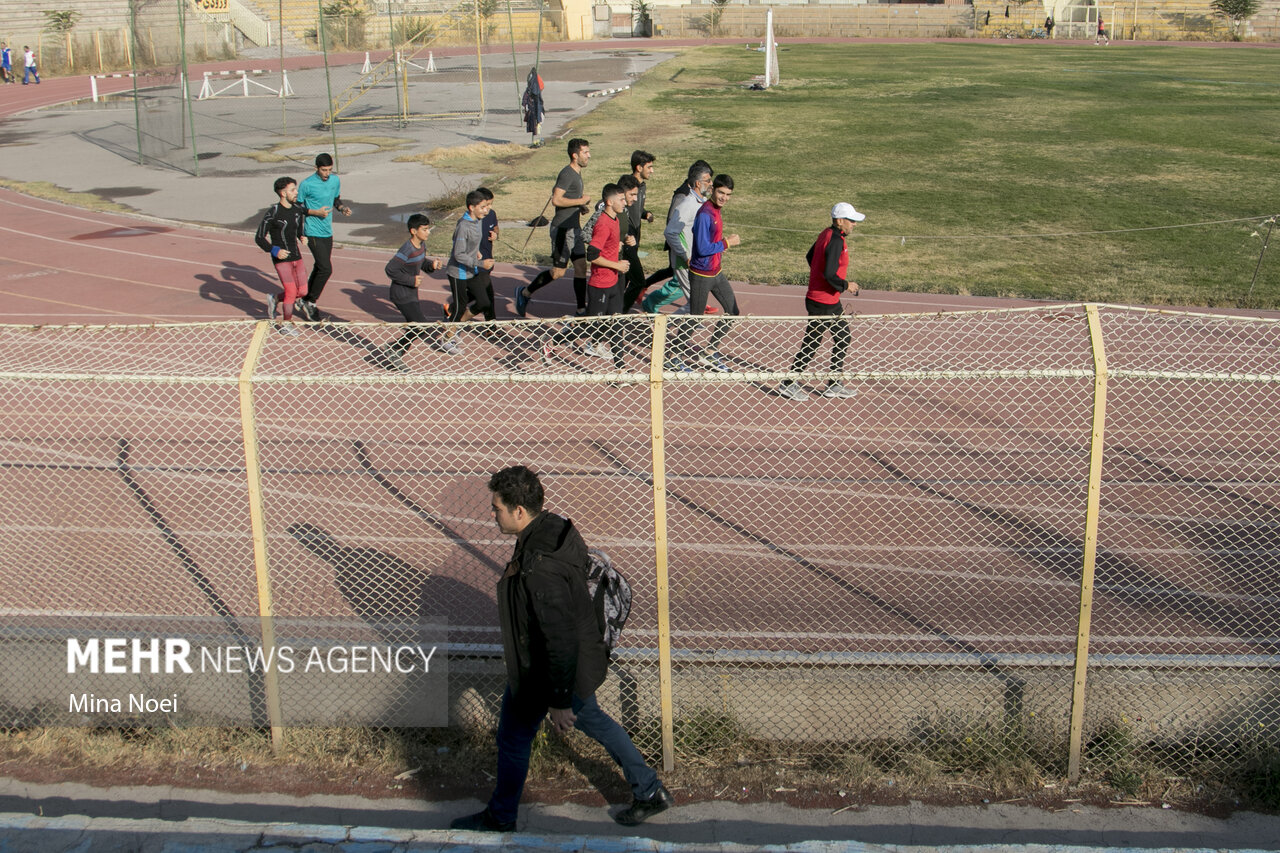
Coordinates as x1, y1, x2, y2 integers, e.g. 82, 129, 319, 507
433, 42, 1280, 309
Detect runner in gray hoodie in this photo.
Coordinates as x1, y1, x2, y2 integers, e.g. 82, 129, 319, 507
439, 190, 494, 353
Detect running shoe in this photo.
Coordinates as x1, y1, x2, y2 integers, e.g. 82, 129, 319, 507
540, 338, 554, 365
663, 358, 693, 373
697, 351, 731, 373
580, 341, 612, 360
265, 293, 277, 320
777, 381, 808, 401
278, 323, 301, 337
433, 338, 460, 355
379, 344, 409, 373
514, 285, 529, 317
821, 382, 858, 399
705, 305, 721, 315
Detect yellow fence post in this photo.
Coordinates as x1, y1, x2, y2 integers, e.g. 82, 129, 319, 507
650, 314, 676, 772
1068, 304, 1109, 781
240, 320, 285, 751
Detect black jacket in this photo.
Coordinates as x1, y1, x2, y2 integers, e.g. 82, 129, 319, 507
498, 512, 607, 708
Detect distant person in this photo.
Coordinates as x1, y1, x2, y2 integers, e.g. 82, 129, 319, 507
253, 176, 309, 335
666, 174, 740, 372
778, 203, 865, 401
1095, 16, 1109, 44
515, 138, 591, 317
1, 44, 13, 84
374, 213, 444, 372
296, 153, 351, 320
22, 46, 39, 85
438, 190, 495, 354
449, 465, 673, 833
521, 67, 544, 147
1045, 16, 1054, 38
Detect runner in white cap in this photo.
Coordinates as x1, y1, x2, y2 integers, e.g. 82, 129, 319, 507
778, 202, 865, 401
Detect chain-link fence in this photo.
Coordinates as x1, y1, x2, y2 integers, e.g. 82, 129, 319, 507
1, 305, 1276, 780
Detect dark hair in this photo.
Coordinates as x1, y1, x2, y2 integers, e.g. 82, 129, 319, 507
631, 150, 655, 170
616, 174, 639, 192
567, 138, 589, 158
488, 465, 544, 513
273, 176, 296, 194
465, 189, 488, 209
687, 161, 712, 185
712, 174, 734, 191
475, 186, 494, 200
315, 152, 334, 168
601, 182, 623, 201
407, 212, 431, 230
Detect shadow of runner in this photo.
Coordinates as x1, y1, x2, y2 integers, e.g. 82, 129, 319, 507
865, 449, 1277, 648
351, 439, 504, 575
587, 438, 1029, 724
112, 437, 270, 726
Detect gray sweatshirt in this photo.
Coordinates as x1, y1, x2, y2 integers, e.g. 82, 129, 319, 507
663, 185, 708, 263
446, 214, 483, 280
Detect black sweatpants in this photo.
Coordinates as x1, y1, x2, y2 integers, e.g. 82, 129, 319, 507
790, 298, 851, 373
307, 236, 334, 304
387, 292, 433, 354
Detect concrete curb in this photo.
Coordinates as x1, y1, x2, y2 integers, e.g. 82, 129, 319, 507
1, 811, 1277, 853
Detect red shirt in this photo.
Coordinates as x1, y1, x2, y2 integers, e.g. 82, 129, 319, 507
588, 211, 621, 289
806, 227, 849, 305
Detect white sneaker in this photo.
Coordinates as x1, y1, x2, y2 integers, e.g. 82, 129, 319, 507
777, 382, 808, 401
821, 382, 857, 399
580, 341, 611, 360
278, 323, 301, 337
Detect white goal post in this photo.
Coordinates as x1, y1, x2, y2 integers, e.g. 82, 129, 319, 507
763, 9, 779, 88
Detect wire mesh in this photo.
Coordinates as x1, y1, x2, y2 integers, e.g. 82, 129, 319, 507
0, 307, 1276, 781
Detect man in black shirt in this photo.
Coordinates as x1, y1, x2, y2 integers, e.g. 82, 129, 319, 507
620, 150, 656, 310
450, 466, 674, 833
516, 139, 592, 317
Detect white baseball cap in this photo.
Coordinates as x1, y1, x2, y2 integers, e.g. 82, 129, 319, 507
831, 202, 865, 222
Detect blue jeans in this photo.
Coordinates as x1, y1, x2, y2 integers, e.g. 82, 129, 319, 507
487, 686, 659, 824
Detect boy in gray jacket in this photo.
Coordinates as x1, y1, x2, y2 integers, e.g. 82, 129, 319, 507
438, 189, 495, 354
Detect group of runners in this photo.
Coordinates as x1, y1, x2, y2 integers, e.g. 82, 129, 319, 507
255, 142, 866, 400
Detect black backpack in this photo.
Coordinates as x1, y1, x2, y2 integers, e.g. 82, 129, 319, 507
586, 548, 631, 655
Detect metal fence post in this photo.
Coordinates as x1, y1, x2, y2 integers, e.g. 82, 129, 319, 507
1068, 304, 1110, 781
239, 320, 285, 750
650, 314, 675, 771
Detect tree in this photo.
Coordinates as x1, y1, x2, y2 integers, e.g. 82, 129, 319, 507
705, 0, 731, 36
1210, 0, 1260, 39
42, 10, 81, 34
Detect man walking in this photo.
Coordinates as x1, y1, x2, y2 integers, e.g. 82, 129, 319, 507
451, 466, 673, 832
515, 138, 591, 317
667, 174, 740, 372
1, 44, 13, 84
296, 153, 351, 320
778, 202, 864, 401
22, 46, 39, 85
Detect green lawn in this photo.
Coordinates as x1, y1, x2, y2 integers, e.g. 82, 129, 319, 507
461, 43, 1280, 309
